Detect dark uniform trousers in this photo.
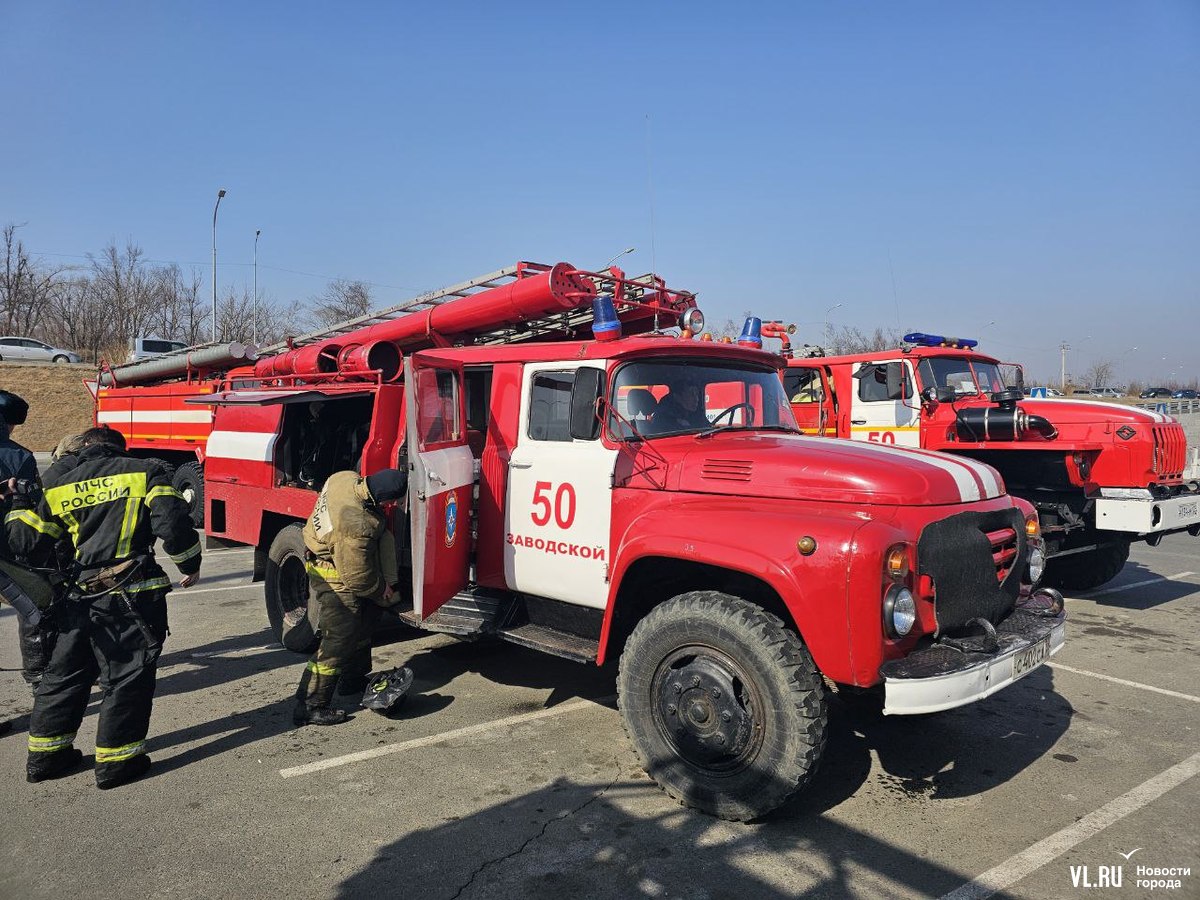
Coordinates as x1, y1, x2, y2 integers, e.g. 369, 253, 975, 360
297, 568, 382, 706
30, 589, 169, 774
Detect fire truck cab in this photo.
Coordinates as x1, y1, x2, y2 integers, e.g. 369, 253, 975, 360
777, 330, 1200, 590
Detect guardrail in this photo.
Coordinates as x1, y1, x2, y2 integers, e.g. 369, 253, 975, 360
1135, 399, 1200, 416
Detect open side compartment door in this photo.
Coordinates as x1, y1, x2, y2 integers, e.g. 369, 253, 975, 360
405, 352, 475, 619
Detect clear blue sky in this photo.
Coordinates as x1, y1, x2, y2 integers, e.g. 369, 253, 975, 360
2, 1, 1197, 384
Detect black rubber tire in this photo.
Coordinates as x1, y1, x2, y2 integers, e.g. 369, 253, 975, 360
617, 591, 827, 821
264, 524, 319, 653
1043, 541, 1131, 591
52, 355, 69, 364
171, 461, 205, 527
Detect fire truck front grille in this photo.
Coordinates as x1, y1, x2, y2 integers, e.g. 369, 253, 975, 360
1151, 424, 1186, 478
916, 508, 1027, 632
985, 526, 1019, 583
700, 459, 754, 482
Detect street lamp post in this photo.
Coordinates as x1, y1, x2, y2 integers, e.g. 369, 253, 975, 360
602, 247, 635, 271
211, 188, 227, 342
253, 228, 261, 345
824, 303, 843, 344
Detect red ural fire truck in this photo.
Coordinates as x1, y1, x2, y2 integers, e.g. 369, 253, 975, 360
93, 265, 1064, 820
771, 329, 1199, 590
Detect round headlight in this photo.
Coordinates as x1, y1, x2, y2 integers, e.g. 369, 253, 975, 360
884, 585, 916, 637
1028, 546, 1045, 585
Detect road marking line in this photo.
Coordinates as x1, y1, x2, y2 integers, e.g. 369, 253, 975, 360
1066, 571, 1196, 601
938, 751, 1200, 900
279, 695, 615, 779
1047, 663, 1200, 704
173, 583, 257, 597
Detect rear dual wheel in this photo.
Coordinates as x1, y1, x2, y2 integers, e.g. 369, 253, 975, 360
617, 591, 827, 821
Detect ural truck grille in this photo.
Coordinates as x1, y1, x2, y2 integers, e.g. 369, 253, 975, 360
985, 526, 1019, 584
1151, 424, 1186, 478
700, 459, 754, 482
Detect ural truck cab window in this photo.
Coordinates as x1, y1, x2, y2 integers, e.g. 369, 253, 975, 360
611, 360, 797, 438
917, 357, 1010, 396
857, 362, 912, 402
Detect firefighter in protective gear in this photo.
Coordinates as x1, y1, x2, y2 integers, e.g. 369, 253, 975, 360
8, 426, 201, 788
293, 468, 404, 727
0, 391, 56, 700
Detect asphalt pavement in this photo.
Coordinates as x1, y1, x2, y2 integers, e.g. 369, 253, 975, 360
1, 534, 1197, 899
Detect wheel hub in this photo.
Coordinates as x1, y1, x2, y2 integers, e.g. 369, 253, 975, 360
656, 655, 754, 768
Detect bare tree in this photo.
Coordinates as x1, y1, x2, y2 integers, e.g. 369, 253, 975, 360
1, 224, 64, 336
310, 278, 373, 328
88, 241, 162, 352
826, 325, 902, 355
1082, 359, 1116, 389
148, 264, 209, 346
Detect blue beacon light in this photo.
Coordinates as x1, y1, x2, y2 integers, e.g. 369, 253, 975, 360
737, 317, 763, 348
903, 332, 978, 350
591, 294, 622, 342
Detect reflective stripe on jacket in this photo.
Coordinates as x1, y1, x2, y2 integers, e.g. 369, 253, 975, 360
6, 444, 201, 582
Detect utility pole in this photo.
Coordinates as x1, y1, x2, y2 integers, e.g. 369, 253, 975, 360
1060, 341, 1070, 390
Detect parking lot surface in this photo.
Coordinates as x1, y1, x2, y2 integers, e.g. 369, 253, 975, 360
1, 534, 1197, 899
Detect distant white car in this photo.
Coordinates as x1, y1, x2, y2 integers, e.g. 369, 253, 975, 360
1027, 386, 1064, 397
0, 336, 82, 363
128, 337, 188, 362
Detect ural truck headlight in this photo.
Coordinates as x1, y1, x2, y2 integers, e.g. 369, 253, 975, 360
883, 585, 916, 638
1028, 545, 1046, 585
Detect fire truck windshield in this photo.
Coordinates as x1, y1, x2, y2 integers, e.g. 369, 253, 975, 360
917, 357, 1009, 396
611, 360, 798, 439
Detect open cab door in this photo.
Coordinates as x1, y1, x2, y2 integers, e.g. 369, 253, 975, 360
405, 352, 475, 619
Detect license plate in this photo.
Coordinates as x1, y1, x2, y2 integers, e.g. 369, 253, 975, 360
1012, 634, 1051, 680
1179, 501, 1198, 520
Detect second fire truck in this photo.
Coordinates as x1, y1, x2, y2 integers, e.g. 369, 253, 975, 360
773, 329, 1198, 590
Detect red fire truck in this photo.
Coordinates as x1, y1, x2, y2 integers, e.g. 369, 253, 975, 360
772, 329, 1199, 590
92, 267, 1063, 820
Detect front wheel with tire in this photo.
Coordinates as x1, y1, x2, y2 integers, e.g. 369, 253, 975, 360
52, 354, 69, 364
617, 591, 827, 821
264, 524, 319, 653
1043, 541, 1130, 591
171, 461, 205, 527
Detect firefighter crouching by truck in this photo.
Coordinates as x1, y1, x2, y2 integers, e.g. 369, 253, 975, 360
7, 426, 201, 788
293, 468, 406, 727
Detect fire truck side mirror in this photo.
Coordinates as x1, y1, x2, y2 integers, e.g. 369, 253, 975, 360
570, 367, 606, 441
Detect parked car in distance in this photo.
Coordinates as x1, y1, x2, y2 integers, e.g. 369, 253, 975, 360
1172, 389, 1198, 400
1140, 387, 1173, 399
0, 336, 82, 363
128, 336, 188, 362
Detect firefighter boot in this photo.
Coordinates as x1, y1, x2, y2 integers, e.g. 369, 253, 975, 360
292, 666, 348, 727
96, 754, 152, 790
27, 747, 85, 783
